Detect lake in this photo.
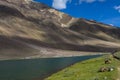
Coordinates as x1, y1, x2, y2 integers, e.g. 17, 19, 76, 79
0, 55, 100, 80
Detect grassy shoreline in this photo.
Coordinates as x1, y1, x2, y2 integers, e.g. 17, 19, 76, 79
45, 55, 120, 80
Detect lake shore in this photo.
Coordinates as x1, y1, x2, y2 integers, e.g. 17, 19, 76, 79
0, 48, 109, 61
45, 55, 120, 80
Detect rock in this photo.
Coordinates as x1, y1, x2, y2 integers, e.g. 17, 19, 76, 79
99, 67, 114, 72
105, 58, 112, 64
99, 67, 109, 72
108, 67, 114, 72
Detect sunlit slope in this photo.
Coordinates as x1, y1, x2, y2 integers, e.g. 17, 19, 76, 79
0, 0, 120, 59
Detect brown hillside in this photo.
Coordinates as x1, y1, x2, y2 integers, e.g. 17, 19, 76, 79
0, 0, 120, 59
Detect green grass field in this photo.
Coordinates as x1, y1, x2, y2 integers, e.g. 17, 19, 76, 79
45, 55, 120, 80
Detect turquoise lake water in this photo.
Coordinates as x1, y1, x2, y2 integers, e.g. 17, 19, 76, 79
0, 55, 100, 80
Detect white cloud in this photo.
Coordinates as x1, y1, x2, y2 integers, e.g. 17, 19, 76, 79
114, 5, 120, 13
109, 24, 114, 26
52, 0, 105, 10
101, 17, 120, 27
98, 0, 105, 2
79, 0, 95, 3
52, 0, 70, 10
79, 0, 105, 4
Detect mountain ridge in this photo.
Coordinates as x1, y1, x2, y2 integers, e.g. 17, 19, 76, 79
0, 0, 120, 59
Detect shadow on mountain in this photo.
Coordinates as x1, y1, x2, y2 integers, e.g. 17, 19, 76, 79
0, 0, 120, 59
0, 5, 25, 17
11, 36, 120, 52
0, 35, 38, 58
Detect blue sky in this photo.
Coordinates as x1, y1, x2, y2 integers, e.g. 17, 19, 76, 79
34, 0, 120, 27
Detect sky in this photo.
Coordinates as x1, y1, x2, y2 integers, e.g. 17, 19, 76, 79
34, 0, 120, 27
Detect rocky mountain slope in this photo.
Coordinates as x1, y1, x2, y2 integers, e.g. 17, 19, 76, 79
69, 18, 120, 42
0, 0, 120, 59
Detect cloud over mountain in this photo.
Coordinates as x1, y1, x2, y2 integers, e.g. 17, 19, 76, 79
114, 5, 120, 13
52, 0, 70, 9
52, 0, 105, 10
79, 0, 105, 4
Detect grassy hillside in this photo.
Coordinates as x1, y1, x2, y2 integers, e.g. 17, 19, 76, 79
45, 55, 120, 80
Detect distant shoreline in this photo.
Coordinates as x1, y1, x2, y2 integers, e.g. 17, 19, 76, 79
0, 52, 108, 61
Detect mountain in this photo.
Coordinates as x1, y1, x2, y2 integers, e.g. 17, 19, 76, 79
69, 18, 120, 42
0, 0, 120, 59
